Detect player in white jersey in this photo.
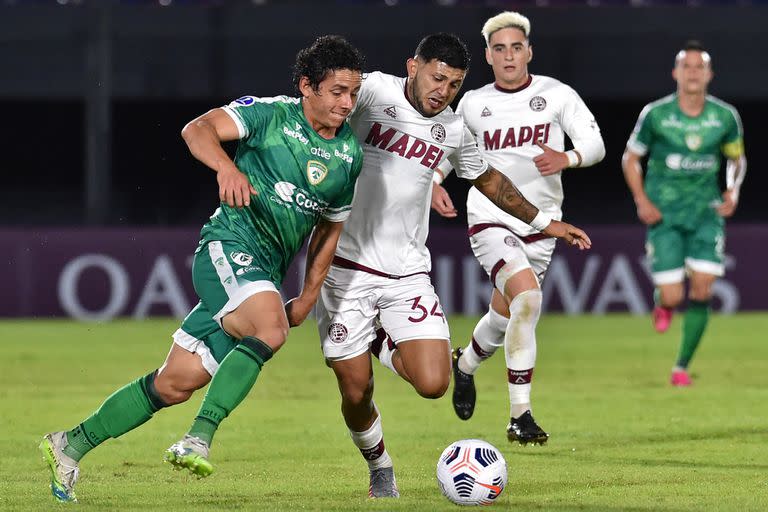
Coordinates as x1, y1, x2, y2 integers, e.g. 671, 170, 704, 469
433, 12, 605, 445
313, 33, 592, 498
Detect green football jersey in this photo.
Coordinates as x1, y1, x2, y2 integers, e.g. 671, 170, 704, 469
627, 94, 744, 228
198, 95, 364, 284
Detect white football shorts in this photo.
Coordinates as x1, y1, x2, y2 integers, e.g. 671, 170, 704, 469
468, 223, 557, 290
316, 263, 450, 361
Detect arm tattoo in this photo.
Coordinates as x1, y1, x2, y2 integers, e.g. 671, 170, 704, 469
475, 168, 538, 223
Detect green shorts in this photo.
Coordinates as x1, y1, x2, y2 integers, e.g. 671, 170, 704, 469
172, 240, 279, 375
646, 218, 725, 285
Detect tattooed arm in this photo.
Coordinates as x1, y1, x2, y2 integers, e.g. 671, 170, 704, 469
470, 166, 592, 249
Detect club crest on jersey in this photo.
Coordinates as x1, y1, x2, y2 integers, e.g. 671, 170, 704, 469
328, 323, 348, 343
685, 133, 702, 151
529, 96, 547, 112
306, 160, 329, 185
229, 252, 254, 267
504, 236, 520, 248
481, 107, 492, 117
384, 106, 397, 119
430, 123, 446, 143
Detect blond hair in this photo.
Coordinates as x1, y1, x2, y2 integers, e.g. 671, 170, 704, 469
482, 11, 531, 47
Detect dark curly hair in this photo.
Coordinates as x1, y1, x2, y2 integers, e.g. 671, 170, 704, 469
292, 35, 365, 94
414, 33, 471, 71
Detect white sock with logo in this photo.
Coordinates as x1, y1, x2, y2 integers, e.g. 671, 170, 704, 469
458, 308, 507, 375
349, 411, 393, 470
505, 289, 542, 418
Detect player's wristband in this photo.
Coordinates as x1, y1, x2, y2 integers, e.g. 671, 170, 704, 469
529, 211, 552, 232
566, 150, 581, 168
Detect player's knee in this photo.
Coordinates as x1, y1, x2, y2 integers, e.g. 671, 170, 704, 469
413, 373, 449, 399
153, 376, 196, 406
233, 324, 288, 352
508, 289, 542, 324
340, 378, 374, 407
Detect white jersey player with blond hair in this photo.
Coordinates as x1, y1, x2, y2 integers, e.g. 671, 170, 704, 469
315, 33, 592, 498
434, 11, 605, 445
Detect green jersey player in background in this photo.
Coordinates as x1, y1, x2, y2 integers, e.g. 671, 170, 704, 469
39, 35, 365, 502
622, 40, 746, 387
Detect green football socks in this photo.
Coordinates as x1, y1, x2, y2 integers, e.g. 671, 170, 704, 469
63, 371, 168, 461
675, 300, 710, 369
188, 336, 273, 445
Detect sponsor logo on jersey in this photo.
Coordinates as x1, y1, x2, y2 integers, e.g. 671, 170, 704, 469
229, 252, 253, 266
328, 322, 349, 343
214, 256, 225, 266
483, 123, 551, 150
335, 148, 354, 164
384, 106, 397, 119
529, 96, 547, 112
343, 143, 350, 152
311, 146, 331, 160
430, 123, 446, 143
665, 153, 717, 172
364, 122, 445, 170
274, 181, 297, 202
661, 115, 683, 129
481, 107, 492, 117
701, 114, 722, 128
271, 181, 329, 214
283, 125, 309, 145
307, 160, 329, 185
234, 96, 256, 106
685, 133, 702, 151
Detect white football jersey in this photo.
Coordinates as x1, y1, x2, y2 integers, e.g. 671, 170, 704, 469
336, 71, 488, 275
457, 75, 602, 236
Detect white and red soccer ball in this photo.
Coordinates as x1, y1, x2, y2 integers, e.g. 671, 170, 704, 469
436, 439, 508, 506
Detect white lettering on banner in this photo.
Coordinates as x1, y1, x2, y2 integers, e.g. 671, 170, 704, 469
592, 255, 646, 314
58, 254, 130, 321
542, 256, 601, 314
133, 255, 190, 318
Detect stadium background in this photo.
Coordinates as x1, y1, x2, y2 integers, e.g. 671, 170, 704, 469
2, 0, 767, 318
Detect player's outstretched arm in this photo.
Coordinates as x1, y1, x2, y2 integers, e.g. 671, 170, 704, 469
284, 219, 345, 327
471, 167, 591, 249
181, 108, 257, 208
621, 149, 661, 225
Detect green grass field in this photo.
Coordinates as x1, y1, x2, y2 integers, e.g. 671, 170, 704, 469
1, 314, 767, 511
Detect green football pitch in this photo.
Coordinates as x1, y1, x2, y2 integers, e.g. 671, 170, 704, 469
1, 314, 766, 511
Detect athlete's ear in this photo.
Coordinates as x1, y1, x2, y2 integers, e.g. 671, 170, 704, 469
672, 67, 679, 83
485, 47, 493, 66
527, 45, 533, 64
406, 57, 418, 79
298, 76, 314, 98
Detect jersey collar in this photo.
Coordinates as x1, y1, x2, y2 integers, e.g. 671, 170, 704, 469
494, 75, 533, 94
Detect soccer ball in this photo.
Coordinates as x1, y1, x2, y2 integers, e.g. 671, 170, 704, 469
436, 439, 508, 505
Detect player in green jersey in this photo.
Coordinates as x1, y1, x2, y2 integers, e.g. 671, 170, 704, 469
622, 40, 746, 387
39, 35, 365, 502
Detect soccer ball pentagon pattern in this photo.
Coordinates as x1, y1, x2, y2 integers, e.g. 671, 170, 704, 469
436, 439, 508, 505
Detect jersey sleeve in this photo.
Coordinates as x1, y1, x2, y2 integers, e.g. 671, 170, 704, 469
559, 86, 605, 167
721, 106, 745, 160
322, 145, 364, 223
626, 103, 655, 156
221, 96, 278, 146
446, 123, 488, 180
